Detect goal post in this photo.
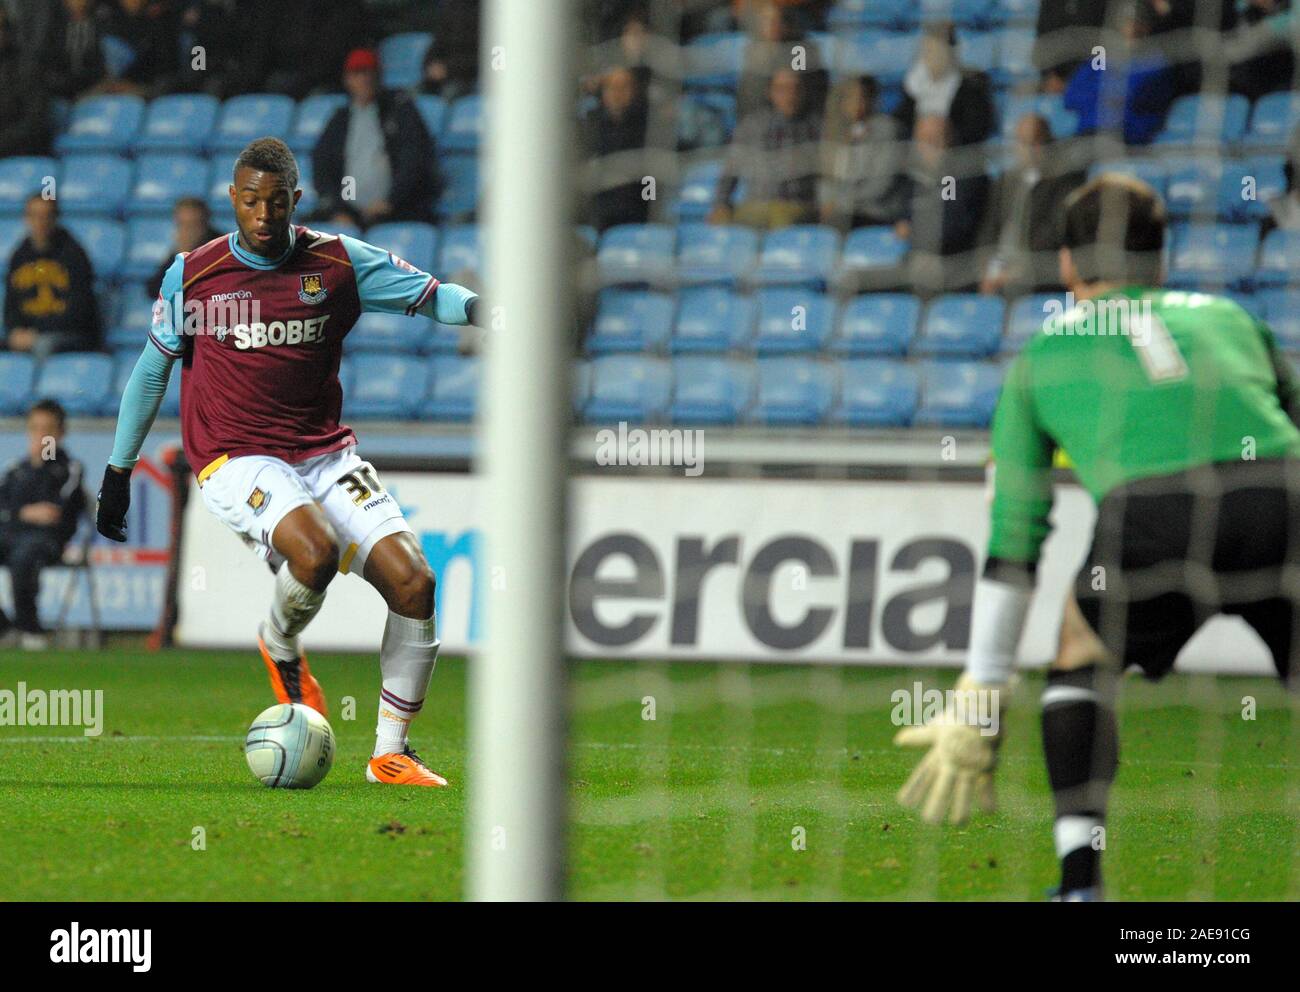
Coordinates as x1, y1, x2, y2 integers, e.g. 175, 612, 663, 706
468, 0, 574, 901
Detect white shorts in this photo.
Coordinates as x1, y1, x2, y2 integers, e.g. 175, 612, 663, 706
197, 443, 411, 577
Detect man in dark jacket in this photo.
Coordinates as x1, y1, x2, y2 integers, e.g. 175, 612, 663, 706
0, 399, 87, 648
580, 66, 651, 231
4, 194, 103, 358
0, 7, 51, 157
312, 47, 437, 227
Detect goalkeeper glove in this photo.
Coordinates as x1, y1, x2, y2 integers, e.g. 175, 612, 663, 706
893, 673, 1009, 825
95, 465, 131, 542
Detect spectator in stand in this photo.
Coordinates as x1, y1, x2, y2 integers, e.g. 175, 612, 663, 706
261, 0, 367, 100
894, 21, 996, 148
0, 399, 87, 650
1033, 0, 1110, 94
980, 114, 1087, 298
420, 0, 481, 102
709, 67, 821, 229
1230, 0, 1294, 101
0, 9, 51, 157
4, 195, 102, 358
901, 115, 990, 296
95, 0, 179, 99
737, 0, 827, 118
175, 0, 274, 98
818, 75, 907, 231
581, 66, 652, 231
312, 48, 437, 228
44, 0, 107, 100
1064, 4, 1176, 145
1, 0, 59, 83
146, 198, 222, 299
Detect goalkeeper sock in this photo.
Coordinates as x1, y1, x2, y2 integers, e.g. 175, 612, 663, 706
373, 610, 439, 757
262, 563, 327, 659
1041, 665, 1119, 893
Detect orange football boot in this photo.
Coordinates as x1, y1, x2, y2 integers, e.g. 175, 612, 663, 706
257, 622, 328, 717
366, 747, 449, 787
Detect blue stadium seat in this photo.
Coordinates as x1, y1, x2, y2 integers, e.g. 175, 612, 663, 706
1167, 222, 1259, 290
344, 353, 427, 418
436, 154, 480, 219
751, 225, 840, 288
833, 30, 919, 86
1155, 94, 1250, 148
597, 223, 676, 286
57, 154, 132, 217
956, 30, 996, 73
205, 156, 237, 226
990, 28, 1036, 87
122, 217, 175, 281
289, 93, 348, 154
683, 32, 747, 90
423, 356, 481, 421
914, 361, 1003, 427
676, 222, 758, 285
364, 222, 438, 274
1217, 158, 1286, 222
55, 95, 145, 153
34, 353, 114, 415
348, 312, 427, 354
1005, 293, 1069, 350
832, 293, 920, 355
414, 95, 447, 141
677, 90, 737, 149
0, 353, 36, 415
750, 358, 836, 425
134, 94, 220, 153
1222, 290, 1263, 320
0, 157, 59, 214
106, 324, 143, 352
131, 154, 208, 215
670, 356, 755, 424
379, 32, 433, 91
998, 0, 1041, 26
1260, 289, 1300, 348
441, 95, 483, 152
916, 294, 1006, 357
837, 225, 908, 283
1088, 159, 1168, 200
63, 217, 125, 280
1256, 229, 1300, 289
924, 0, 999, 28
437, 224, 482, 280
208, 94, 296, 154
828, 0, 915, 30
422, 320, 465, 355
295, 157, 319, 216
671, 287, 756, 353
675, 160, 723, 221
1245, 91, 1300, 151
1165, 161, 1224, 219
754, 289, 834, 354
831, 358, 919, 426
583, 355, 672, 423
588, 289, 675, 354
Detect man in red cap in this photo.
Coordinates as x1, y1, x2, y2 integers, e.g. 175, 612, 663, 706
312, 47, 437, 227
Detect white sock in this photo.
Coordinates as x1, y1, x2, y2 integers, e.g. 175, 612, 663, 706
262, 564, 327, 660
373, 610, 439, 757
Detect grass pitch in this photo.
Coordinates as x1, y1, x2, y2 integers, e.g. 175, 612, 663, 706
0, 646, 1296, 901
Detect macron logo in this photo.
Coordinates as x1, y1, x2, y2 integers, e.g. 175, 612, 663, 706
49, 923, 151, 973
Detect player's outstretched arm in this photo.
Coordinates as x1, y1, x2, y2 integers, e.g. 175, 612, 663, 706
339, 233, 481, 327
96, 344, 176, 542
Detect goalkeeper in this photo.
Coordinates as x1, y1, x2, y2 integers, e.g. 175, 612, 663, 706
895, 174, 1300, 900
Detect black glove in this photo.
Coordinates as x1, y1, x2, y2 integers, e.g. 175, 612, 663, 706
96, 465, 131, 542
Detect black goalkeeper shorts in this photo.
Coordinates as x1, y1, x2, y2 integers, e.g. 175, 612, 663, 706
1074, 457, 1300, 681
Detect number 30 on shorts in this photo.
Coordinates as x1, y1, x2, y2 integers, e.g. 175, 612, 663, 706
336, 462, 385, 505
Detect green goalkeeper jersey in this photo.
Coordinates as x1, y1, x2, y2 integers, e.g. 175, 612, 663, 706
989, 286, 1300, 564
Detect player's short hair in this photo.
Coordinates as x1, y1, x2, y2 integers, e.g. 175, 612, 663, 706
233, 137, 299, 191
27, 398, 67, 430
1061, 173, 1166, 286
174, 196, 209, 218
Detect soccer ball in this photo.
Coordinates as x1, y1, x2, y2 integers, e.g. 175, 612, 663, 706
244, 703, 335, 789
